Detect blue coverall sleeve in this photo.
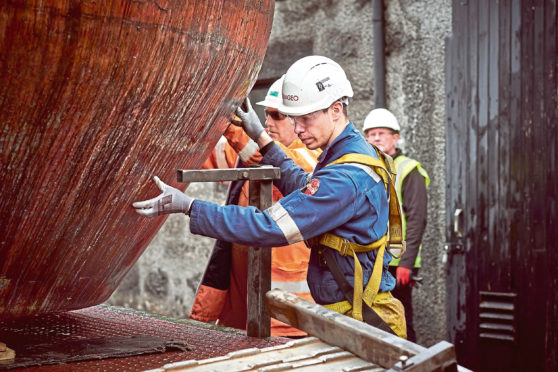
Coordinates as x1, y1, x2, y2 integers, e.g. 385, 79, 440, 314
270, 168, 359, 243
188, 165, 382, 249
261, 142, 312, 196
189, 201, 291, 247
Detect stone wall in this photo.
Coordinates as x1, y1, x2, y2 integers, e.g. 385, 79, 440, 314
108, 0, 452, 347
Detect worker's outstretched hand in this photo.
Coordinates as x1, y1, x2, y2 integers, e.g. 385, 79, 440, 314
235, 97, 265, 141
396, 266, 411, 286
132, 176, 194, 218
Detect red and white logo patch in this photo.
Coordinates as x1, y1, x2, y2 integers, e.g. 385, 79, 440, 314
304, 178, 320, 196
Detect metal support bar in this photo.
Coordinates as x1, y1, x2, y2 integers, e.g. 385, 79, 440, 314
177, 166, 280, 183
177, 166, 280, 338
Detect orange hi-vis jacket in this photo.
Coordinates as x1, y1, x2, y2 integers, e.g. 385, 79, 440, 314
190, 125, 321, 336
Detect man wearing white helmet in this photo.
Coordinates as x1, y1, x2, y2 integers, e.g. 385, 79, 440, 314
189, 76, 321, 337
363, 108, 430, 342
133, 56, 406, 338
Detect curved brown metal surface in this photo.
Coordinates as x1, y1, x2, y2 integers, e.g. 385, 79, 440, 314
0, 0, 274, 319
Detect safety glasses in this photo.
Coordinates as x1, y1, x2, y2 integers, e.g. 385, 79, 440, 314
287, 111, 320, 127
264, 110, 286, 121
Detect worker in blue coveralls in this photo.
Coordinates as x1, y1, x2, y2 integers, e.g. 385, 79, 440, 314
132, 56, 407, 338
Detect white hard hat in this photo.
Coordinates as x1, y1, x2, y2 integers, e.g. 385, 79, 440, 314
256, 76, 284, 109
277, 56, 353, 116
362, 108, 400, 132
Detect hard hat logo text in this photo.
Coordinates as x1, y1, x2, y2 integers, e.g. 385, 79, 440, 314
283, 94, 299, 101
316, 77, 331, 92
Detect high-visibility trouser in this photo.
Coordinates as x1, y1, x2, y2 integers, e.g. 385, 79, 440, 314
324, 291, 407, 339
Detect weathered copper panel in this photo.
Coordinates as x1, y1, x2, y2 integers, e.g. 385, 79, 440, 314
0, 0, 274, 319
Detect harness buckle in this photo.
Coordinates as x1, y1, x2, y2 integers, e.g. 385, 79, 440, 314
388, 241, 406, 259
339, 239, 351, 256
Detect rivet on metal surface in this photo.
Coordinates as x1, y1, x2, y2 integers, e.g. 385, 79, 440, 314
399, 355, 408, 368
242, 171, 249, 179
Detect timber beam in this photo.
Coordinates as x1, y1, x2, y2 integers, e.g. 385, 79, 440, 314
266, 288, 463, 371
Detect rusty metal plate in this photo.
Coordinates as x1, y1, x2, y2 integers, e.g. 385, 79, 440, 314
0, 335, 189, 370
0, 0, 274, 320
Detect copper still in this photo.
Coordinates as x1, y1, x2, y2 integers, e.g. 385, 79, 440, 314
0, 0, 274, 319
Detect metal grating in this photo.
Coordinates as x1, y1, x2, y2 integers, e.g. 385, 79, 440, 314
0, 305, 289, 371
478, 291, 517, 343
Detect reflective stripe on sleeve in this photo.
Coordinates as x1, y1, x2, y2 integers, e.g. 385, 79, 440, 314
215, 136, 230, 169
271, 280, 310, 294
266, 202, 304, 244
238, 140, 259, 162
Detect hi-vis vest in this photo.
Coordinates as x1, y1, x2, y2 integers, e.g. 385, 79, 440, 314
389, 155, 430, 268
311, 145, 404, 323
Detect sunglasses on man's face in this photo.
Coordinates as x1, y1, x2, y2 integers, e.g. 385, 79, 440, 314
264, 110, 286, 121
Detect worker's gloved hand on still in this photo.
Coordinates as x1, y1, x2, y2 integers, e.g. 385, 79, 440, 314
235, 97, 265, 141
132, 176, 194, 218
396, 266, 411, 286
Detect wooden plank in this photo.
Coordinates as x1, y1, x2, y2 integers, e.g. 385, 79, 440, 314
266, 288, 426, 368
496, 0, 512, 289
177, 166, 280, 183
149, 337, 382, 371
463, 0, 480, 366
246, 179, 273, 338
445, 0, 468, 352
486, 0, 499, 284
542, 1, 558, 369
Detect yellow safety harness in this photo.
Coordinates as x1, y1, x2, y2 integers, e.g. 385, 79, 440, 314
315, 146, 405, 323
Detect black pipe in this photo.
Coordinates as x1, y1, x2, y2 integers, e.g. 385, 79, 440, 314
372, 0, 386, 108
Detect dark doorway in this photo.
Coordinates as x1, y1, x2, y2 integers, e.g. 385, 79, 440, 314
445, 0, 557, 371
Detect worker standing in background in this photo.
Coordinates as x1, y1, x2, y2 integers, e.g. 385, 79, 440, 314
133, 56, 407, 338
362, 108, 430, 343
190, 77, 321, 337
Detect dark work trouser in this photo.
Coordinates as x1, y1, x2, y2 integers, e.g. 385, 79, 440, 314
388, 266, 418, 343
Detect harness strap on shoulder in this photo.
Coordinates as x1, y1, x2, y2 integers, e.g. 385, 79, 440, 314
317, 151, 405, 324
326, 152, 404, 245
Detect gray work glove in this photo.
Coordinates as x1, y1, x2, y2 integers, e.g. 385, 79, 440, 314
235, 97, 265, 141
132, 176, 194, 218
